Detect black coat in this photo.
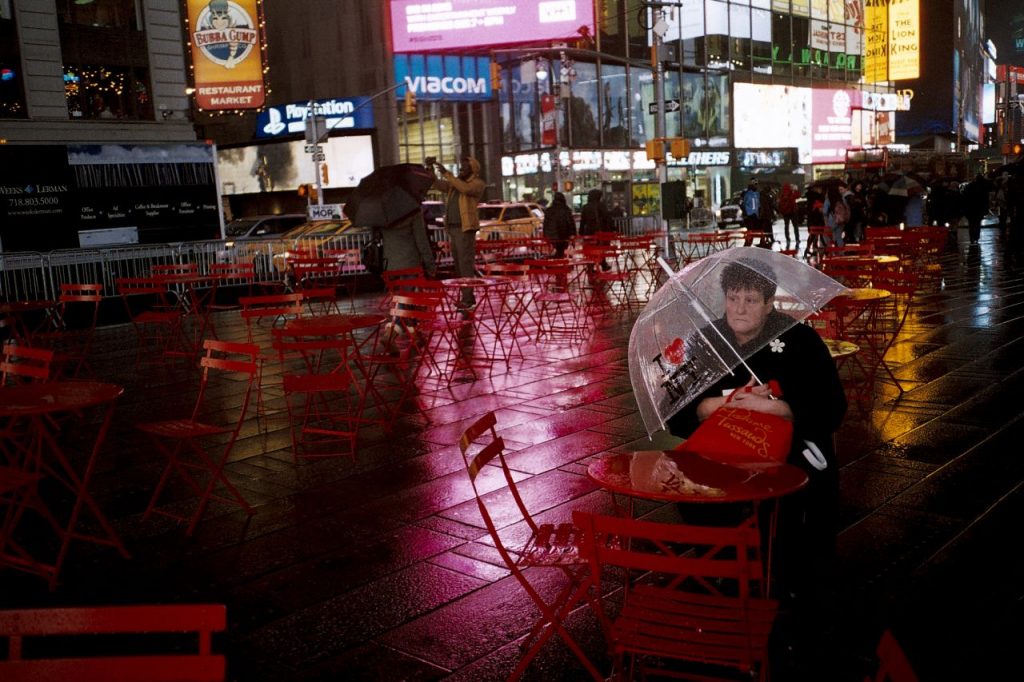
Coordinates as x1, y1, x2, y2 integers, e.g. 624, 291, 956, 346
666, 311, 847, 476
542, 202, 576, 241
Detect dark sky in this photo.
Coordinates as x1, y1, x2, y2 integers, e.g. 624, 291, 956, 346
986, 1, 1024, 67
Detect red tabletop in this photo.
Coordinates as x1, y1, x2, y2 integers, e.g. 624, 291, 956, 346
0, 300, 56, 315
587, 450, 808, 504
283, 313, 386, 336
0, 381, 124, 417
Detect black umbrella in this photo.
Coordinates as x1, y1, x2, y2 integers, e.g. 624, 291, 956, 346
344, 163, 436, 228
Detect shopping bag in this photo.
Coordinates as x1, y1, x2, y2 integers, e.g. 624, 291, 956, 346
677, 405, 793, 465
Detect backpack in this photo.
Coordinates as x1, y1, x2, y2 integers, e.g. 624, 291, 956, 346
742, 189, 760, 217
361, 228, 385, 276
833, 198, 850, 226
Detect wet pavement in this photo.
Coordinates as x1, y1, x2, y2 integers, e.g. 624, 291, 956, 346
3, 226, 1022, 680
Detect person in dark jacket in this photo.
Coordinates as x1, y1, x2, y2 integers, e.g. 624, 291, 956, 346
667, 258, 847, 598
579, 188, 609, 236
962, 173, 993, 245
542, 192, 576, 258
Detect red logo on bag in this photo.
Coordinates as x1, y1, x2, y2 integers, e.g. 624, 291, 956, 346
663, 338, 685, 364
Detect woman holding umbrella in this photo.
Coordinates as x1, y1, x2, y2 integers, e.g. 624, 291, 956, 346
666, 258, 847, 601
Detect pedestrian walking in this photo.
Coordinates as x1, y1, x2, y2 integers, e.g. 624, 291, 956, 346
541, 191, 576, 258
962, 173, 993, 245
778, 182, 800, 245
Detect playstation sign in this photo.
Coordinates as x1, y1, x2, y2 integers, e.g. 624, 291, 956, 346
255, 97, 375, 139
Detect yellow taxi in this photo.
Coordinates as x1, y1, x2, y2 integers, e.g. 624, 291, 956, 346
476, 202, 545, 241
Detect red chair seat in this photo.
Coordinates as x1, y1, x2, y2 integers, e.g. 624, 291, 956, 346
137, 420, 232, 439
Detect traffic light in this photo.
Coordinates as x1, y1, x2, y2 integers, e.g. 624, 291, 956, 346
1014, 142, 1023, 156
645, 139, 665, 161
490, 62, 502, 91
670, 138, 690, 160
563, 180, 574, 192
297, 183, 318, 202
297, 183, 309, 198
403, 89, 416, 114
320, 163, 329, 185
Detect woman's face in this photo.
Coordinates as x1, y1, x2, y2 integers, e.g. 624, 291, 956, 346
724, 287, 773, 344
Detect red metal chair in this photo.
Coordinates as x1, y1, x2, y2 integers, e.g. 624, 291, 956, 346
573, 510, 777, 682
0, 604, 226, 681
238, 292, 303, 343
136, 340, 260, 535
271, 331, 360, 461
31, 283, 103, 378
867, 629, 918, 682
115, 277, 187, 366
288, 257, 345, 315
524, 258, 588, 344
379, 266, 425, 311
1, 344, 53, 386
202, 262, 258, 337
459, 412, 603, 681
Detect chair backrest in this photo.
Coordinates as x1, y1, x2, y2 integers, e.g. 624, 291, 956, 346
152, 263, 199, 277
193, 340, 260, 431
867, 630, 919, 682
238, 293, 303, 340
289, 257, 341, 284
270, 328, 353, 375
458, 412, 539, 543
323, 248, 366, 274
1, 343, 53, 385
208, 262, 256, 282
0, 604, 226, 682
389, 292, 444, 332
806, 309, 840, 339
573, 510, 765, 599
821, 256, 877, 288
56, 282, 103, 332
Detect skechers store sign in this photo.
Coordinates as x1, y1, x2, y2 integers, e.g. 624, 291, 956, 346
394, 54, 492, 101
256, 98, 374, 138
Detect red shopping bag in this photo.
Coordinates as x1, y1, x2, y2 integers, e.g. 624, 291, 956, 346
677, 405, 793, 465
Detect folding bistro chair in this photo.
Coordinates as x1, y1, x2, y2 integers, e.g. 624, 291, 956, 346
288, 257, 344, 316
31, 282, 103, 378
136, 340, 260, 535
0, 604, 227, 681
271, 330, 360, 461
573, 510, 777, 682
115, 277, 187, 366
459, 412, 603, 681
238, 292, 304, 343
1, 344, 53, 386
524, 259, 588, 344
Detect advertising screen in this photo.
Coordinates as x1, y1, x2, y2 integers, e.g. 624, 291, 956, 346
217, 136, 374, 195
734, 83, 861, 164
389, 0, 595, 52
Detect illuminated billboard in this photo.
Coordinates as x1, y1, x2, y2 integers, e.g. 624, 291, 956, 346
217, 136, 374, 195
389, 0, 595, 52
186, 0, 266, 111
734, 83, 863, 164
864, 0, 919, 83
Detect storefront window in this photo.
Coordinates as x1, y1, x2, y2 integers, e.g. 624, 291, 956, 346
57, 0, 140, 30
59, 0, 153, 120
599, 64, 629, 147
771, 12, 793, 77
0, 2, 27, 119
629, 68, 651, 146
565, 61, 599, 148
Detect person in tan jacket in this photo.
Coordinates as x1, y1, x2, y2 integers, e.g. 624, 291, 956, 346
432, 156, 486, 310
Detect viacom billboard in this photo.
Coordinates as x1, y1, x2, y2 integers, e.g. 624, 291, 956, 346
187, 0, 266, 110
394, 54, 492, 101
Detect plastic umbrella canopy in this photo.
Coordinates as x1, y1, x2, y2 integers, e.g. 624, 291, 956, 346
628, 247, 849, 436
888, 174, 925, 197
344, 163, 436, 228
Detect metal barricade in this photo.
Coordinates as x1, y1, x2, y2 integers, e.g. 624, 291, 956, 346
47, 249, 112, 296
0, 252, 49, 301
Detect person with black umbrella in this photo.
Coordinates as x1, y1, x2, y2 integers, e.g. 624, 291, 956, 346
430, 156, 486, 311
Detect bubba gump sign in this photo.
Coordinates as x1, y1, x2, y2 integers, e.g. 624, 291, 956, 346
187, 0, 266, 111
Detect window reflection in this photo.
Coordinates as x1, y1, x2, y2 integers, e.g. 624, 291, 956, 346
58, 0, 140, 30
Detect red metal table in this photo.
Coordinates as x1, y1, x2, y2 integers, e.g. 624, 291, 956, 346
0, 381, 129, 588
587, 450, 808, 593
0, 300, 58, 343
